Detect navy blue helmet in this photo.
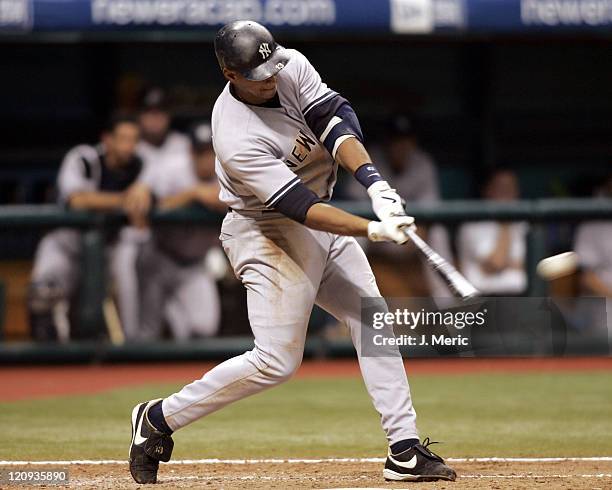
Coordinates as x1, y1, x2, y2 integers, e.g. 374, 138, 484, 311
214, 20, 290, 81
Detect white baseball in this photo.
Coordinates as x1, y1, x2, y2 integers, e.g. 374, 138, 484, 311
536, 251, 579, 280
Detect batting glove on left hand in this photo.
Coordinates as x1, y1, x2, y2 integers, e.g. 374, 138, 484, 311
367, 216, 415, 244
367, 181, 406, 220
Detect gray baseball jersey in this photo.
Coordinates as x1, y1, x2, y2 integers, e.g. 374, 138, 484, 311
213, 49, 349, 213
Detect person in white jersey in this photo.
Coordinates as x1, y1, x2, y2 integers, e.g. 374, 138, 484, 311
129, 21, 456, 484
137, 87, 191, 173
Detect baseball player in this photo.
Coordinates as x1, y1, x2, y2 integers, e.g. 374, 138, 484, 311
108, 88, 195, 338
136, 123, 223, 340
129, 21, 456, 484
29, 114, 152, 340
137, 87, 191, 173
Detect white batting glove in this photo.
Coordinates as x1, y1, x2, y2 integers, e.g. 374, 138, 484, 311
367, 181, 406, 220
367, 216, 415, 244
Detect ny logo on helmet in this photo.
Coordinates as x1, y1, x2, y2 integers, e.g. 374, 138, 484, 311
259, 43, 272, 59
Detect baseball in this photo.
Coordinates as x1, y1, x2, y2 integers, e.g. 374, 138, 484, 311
536, 251, 579, 280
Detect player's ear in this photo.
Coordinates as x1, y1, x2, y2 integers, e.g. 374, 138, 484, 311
223, 68, 237, 82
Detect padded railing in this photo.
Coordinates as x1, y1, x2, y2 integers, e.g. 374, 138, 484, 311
0, 199, 610, 362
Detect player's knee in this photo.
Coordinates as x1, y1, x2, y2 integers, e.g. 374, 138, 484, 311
253, 346, 303, 383
27, 280, 66, 313
271, 354, 302, 382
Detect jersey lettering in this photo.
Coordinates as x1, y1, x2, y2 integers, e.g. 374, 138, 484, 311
291, 146, 308, 163
295, 130, 316, 153
286, 129, 317, 168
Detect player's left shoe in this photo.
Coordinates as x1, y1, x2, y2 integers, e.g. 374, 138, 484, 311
129, 399, 174, 484
383, 438, 457, 482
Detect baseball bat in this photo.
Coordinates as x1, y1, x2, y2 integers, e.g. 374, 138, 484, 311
103, 296, 126, 345
404, 226, 479, 300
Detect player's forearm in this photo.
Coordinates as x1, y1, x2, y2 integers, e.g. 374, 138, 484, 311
581, 270, 612, 298
336, 139, 409, 222
304, 202, 369, 237
335, 137, 372, 174
196, 183, 225, 211
68, 192, 124, 211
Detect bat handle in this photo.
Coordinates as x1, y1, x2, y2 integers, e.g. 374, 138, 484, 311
403, 225, 424, 247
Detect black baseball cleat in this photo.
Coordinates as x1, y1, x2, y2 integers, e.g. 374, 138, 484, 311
383, 438, 457, 482
129, 399, 174, 484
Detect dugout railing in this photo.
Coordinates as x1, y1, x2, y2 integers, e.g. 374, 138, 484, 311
0, 198, 610, 363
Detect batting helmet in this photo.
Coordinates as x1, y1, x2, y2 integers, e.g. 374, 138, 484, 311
214, 20, 290, 81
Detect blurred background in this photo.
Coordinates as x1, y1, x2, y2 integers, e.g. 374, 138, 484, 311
0, 0, 611, 362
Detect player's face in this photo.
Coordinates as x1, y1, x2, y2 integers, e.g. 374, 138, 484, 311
388, 136, 416, 172
225, 69, 277, 104
484, 171, 519, 201
107, 123, 140, 166
139, 109, 170, 146
193, 147, 216, 181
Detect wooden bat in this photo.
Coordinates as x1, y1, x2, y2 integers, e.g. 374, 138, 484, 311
404, 226, 479, 300
103, 296, 125, 345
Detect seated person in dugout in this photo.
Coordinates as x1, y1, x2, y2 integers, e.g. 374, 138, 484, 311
457, 168, 528, 296
136, 122, 226, 340
28, 115, 153, 341
574, 173, 612, 336
137, 86, 191, 178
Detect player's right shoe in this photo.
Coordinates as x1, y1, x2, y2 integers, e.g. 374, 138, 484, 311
129, 399, 174, 484
383, 438, 457, 482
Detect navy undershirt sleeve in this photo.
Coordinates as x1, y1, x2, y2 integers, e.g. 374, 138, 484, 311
273, 182, 322, 223
304, 94, 364, 155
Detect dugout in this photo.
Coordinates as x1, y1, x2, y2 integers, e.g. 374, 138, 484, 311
0, 1, 611, 359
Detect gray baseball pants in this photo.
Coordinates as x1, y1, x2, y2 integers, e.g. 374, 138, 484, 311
30, 227, 143, 338
162, 211, 418, 445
